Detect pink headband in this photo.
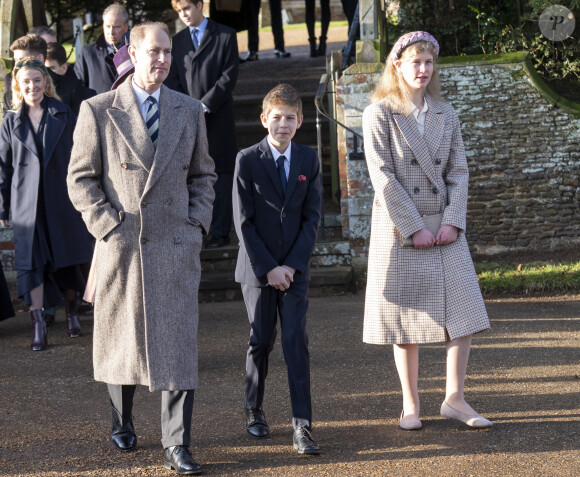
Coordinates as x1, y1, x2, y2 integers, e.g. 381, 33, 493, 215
391, 31, 440, 65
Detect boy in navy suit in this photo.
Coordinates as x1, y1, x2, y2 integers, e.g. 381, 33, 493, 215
233, 84, 322, 455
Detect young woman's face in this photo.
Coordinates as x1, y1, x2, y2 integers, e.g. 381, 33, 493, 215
17, 68, 46, 106
396, 50, 434, 92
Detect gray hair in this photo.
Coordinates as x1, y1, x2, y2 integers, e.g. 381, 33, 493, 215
103, 3, 129, 24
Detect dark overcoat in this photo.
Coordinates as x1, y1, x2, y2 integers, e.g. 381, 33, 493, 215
67, 79, 217, 391
166, 19, 239, 174
0, 97, 93, 272
362, 97, 489, 345
74, 34, 117, 95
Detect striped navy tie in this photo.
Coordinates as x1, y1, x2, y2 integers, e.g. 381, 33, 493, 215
145, 96, 159, 148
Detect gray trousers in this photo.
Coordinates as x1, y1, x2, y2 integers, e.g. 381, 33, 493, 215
107, 384, 194, 449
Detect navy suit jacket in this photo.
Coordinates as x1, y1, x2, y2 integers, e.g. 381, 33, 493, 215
233, 137, 322, 287
165, 19, 239, 174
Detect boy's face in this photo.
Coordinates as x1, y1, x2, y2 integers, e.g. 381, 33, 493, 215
175, 0, 204, 28
260, 104, 303, 153
45, 58, 67, 76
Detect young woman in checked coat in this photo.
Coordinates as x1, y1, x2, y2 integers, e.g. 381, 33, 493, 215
362, 32, 492, 430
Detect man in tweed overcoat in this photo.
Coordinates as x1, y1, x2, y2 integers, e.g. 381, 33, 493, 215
67, 23, 216, 474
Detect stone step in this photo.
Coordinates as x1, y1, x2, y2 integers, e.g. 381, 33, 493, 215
233, 93, 319, 122
199, 265, 353, 301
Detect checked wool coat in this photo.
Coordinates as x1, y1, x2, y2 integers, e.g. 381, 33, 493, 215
67, 78, 216, 391
362, 96, 489, 345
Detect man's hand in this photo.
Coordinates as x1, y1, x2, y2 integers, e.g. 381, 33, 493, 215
436, 225, 459, 245
0, 219, 10, 227
412, 227, 436, 249
267, 266, 294, 291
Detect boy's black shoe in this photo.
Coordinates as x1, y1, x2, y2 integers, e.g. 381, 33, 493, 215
245, 407, 269, 438
293, 427, 320, 455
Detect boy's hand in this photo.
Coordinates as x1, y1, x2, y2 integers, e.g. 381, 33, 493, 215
281, 265, 295, 277
267, 266, 294, 291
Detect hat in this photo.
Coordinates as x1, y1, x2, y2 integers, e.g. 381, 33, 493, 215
111, 45, 134, 90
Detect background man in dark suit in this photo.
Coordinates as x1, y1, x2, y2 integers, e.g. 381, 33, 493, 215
67, 22, 216, 475
166, 0, 239, 248
74, 3, 129, 94
233, 84, 322, 455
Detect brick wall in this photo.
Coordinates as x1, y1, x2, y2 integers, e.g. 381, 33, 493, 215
336, 58, 580, 280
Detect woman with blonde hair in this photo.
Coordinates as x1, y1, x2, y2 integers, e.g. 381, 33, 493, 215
362, 32, 492, 430
0, 58, 93, 350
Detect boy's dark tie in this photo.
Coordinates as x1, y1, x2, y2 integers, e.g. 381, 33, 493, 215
277, 155, 287, 195
145, 96, 159, 148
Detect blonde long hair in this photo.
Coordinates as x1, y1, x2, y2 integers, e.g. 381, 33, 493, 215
11, 58, 60, 111
371, 40, 441, 114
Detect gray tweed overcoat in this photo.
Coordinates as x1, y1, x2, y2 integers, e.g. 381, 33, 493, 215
362, 96, 489, 345
67, 79, 216, 391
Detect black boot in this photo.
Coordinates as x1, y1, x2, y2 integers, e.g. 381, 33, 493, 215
317, 37, 327, 57
65, 299, 82, 338
309, 38, 318, 58
30, 309, 47, 351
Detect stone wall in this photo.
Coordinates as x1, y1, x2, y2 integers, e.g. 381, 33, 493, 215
336, 56, 580, 281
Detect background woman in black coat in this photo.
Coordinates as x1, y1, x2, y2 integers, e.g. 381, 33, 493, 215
0, 260, 15, 321
0, 58, 93, 350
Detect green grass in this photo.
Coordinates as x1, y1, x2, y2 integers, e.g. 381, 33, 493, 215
476, 261, 580, 295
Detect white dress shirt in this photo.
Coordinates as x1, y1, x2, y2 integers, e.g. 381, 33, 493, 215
411, 99, 429, 137
267, 138, 291, 179
131, 77, 161, 122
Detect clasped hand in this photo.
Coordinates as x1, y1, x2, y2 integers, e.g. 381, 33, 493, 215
0, 219, 10, 228
412, 225, 458, 249
267, 265, 296, 291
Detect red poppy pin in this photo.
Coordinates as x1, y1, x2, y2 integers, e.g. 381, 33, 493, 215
298, 175, 307, 182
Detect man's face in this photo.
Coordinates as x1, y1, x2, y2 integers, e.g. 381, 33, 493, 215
175, 0, 204, 28
13, 49, 45, 63
40, 34, 57, 44
103, 11, 129, 46
45, 58, 68, 76
129, 27, 172, 92
260, 104, 303, 153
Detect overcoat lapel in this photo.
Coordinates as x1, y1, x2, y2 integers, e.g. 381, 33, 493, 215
144, 86, 187, 194
107, 79, 154, 172
42, 105, 66, 168
258, 139, 284, 201
393, 112, 439, 187
284, 142, 303, 205
13, 112, 38, 159
423, 97, 445, 161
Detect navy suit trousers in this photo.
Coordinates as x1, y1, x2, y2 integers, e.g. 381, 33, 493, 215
242, 281, 312, 429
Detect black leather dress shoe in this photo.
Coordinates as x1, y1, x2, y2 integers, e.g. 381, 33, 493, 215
240, 50, 258, 62
164, 446, 202, 475
245, 407, 269, 438
205, 236, 230, 248
293, 427, 320, 455
111, 418, 137, 452
274, 49, 291, 58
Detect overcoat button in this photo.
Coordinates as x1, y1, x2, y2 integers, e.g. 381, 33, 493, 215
166, 198, 172, 205
432, 187, 438, 194
414, 187, 420, 194
278, 240, 283, 245
435, 158, 441, 165
282, 212, 286, 217
141, 237, 148, 244
173, 237, 181, 244
411, 159, 418, 166
142, 201, 148, 207
121, 162, 128, 169
183, 165, 188, 170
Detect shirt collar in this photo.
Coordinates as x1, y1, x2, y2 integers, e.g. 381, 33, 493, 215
411, 98, 429, 120
131, 77, 161, 105
267, 138, 291, 162
189, 17, 208, 36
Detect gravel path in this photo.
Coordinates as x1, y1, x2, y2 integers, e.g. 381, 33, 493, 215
1, 294, 579, 476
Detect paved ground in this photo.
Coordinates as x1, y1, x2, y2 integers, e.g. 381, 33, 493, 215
0, 293, 579, 476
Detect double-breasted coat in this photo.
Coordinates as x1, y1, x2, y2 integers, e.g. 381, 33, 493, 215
0, 98, 93, 272
67, 79, 217, 391
165, 18, 239, 174
362, 96, 489, 345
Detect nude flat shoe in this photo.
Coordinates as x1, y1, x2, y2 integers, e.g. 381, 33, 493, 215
399, 410, 422, 430
440, 401, 493, 428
